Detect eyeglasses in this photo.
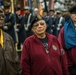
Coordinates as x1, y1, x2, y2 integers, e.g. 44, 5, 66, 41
33, 22, 45, 28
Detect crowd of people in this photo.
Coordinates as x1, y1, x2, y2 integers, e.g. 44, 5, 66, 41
0, 1, 76, 75
1, 1, 71, 49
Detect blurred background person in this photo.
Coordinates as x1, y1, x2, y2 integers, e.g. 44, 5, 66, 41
42, 10, 52, 34
24, 6, 33, 37
62, 8, 71, 22
43, 10, 48, 23
15, 4, 27, 59
3, 1, 16, 44
48, 9, 57, 37
15, 5, 26, 50
55, 10, 65, 37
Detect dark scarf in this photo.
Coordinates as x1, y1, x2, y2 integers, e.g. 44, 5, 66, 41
64, 19, 76, 49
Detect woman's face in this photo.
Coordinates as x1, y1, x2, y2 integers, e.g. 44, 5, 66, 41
32, 20, 47, 35
71, 13, 76, 23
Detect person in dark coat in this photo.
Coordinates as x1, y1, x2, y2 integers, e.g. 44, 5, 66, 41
15, 5, 26, 50
55, 10, 65, 37
58, 5, 76, 75
20, 15, 70, 75
47, 9, 58, 37
0, 8, 22, 75
3, 1, 16, 44
62, 8, 71, 22
43, 10, 48, 24
24, 6, 33, 37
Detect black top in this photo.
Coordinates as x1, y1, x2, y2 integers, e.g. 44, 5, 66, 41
39, 37, 48, 51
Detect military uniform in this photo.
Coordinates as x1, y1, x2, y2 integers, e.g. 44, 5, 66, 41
16, 13, 26, 49
47, 10, 58, 37
3, 2, 16, 44
24, 6, 33, 37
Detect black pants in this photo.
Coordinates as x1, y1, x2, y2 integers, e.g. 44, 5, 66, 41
68, 66, 76, 75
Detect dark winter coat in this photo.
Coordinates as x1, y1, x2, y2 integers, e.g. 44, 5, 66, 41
16, 14, 26, 43
0, 32, 22, 75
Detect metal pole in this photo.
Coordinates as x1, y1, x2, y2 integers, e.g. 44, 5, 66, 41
49, 0, 51, 11
44, 0, 48, 12
49, 0, 54, 10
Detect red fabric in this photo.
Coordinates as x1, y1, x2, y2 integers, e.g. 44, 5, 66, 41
20, 10, 24, 16
21, 33, 70, 75
58, 27, 76, 66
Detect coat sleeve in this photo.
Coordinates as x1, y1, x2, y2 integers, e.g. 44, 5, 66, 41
58, 27, 65, 49
58, 27, 70, 75
20, 41, 31, 75
8, 14, 15, 30
19, 17, 25, 31
10, 37, 22, 75
60, 48, 70, 75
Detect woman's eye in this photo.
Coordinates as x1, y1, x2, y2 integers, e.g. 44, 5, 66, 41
40, 23, 44, 25
33, 24, 38, 27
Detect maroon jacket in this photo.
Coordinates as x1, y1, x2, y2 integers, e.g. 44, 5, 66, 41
58, 27, 76, 66
20, 33, 70, 75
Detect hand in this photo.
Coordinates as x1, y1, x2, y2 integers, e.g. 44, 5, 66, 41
3, 26, 8, 30
25, 27, 29, 31
15, 28, 19, 32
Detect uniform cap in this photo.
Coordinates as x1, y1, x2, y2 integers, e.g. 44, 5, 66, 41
34, 8, 38, 11
16, 5, 21, 11
24, 6, 30, 10
49, 9, 55, 13
69, 5, 76, 14
56, 10, 61, 14
30, 15, 43, 29
4, 1, 11, 9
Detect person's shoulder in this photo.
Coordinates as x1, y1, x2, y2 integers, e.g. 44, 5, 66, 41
3, 31, 13, 40
61, 26, 64, 31
8, 13, 14, 18
4, 31, 9, 36
8, 12, 13, 15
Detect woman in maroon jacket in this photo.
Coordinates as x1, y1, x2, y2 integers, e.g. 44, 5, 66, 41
20, 15, 70, 75
58, 5, 76, 75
